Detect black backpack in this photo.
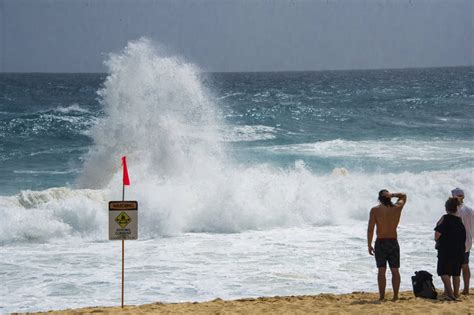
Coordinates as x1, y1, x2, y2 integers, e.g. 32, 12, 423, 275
411, 270, 438, 299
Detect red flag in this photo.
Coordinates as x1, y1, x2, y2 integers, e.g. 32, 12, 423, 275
122, 156, 130, 186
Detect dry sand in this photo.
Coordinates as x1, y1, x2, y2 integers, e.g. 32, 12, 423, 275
26, 289, 474, 314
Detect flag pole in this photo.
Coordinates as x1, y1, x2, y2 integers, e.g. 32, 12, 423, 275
121, 182, 125, 308
122, 238, 124, 308
120, 156, 130, 309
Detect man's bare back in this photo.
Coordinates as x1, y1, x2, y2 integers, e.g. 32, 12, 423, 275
372, 202, 404, 238
368, 192, 407, 248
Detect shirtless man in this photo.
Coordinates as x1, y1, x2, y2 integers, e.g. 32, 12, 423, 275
367, 189, 407, 301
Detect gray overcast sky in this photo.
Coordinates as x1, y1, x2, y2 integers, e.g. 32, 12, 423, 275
1, 0, 472, 72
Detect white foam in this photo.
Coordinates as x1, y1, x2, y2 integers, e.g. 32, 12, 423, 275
0, 222, 445, 313
42, 114, 85, 123
1, 166, 472, 244
221, 125, 277, 142
134, 166, 474, 236
267, 139, 474, 161
53, 104, 90, 114
216, 92, 245, 100
0, 187, 107, 244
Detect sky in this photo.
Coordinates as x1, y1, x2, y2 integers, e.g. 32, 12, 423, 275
1, 0, 472, 73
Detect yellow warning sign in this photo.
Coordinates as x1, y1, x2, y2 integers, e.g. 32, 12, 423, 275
115, 212, 131, 228
109, 200, 138, 240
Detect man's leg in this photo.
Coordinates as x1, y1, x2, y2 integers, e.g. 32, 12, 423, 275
377, 267, 387, 300
453, 276, 461, 298
461, 263, 470, 295
441, 275, 454, 298
390, 268, 400, 300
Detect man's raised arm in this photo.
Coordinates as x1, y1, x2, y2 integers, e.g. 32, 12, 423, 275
392, 192, 407, 209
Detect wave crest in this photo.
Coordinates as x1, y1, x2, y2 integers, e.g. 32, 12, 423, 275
79, 37, 223, 189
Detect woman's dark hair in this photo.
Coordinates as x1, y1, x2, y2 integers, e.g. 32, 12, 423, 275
378, 189, 394, 207
445, 198, 459, 213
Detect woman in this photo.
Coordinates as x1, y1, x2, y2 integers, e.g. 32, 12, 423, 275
434, 198, 466, 300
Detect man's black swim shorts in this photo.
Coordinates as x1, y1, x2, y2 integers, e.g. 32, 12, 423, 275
374, 238, 400, 268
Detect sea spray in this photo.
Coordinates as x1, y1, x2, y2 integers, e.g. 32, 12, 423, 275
79, 38, 224, 189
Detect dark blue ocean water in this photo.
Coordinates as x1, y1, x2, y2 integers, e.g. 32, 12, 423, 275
0, 67, 473, 195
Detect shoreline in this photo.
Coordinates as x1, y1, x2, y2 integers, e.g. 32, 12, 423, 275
29, 289, 474, 314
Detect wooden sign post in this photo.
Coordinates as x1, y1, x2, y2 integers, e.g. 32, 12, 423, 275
108, 156, 137, 308
109, 200, 138, 307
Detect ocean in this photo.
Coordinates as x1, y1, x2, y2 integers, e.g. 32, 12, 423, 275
1, 39, 473, 313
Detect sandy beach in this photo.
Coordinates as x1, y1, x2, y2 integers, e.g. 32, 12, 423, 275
29, 290, 474, 314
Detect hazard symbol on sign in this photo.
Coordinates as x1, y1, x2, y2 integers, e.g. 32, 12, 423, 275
115, 212, 131, 228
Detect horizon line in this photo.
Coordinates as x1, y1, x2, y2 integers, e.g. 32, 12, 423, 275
1, 65, 472, 75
